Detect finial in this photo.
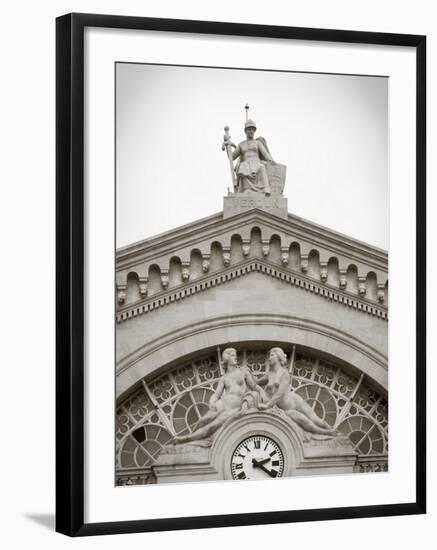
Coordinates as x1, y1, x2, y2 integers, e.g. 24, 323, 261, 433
245, 103, 249, 121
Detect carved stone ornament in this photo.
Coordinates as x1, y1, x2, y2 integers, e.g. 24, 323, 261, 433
181, 267, 190, 281
202, 259, 210, 273
377, 288, 385, 303
242, 244, 251, 256
117, 286, 127, 305
222, 252, 231, 266
161, 274, 169, 289
320, 264, 328, 282
358, 279, 367, 296
171, 347, 341, 448
139, 278, 148, 297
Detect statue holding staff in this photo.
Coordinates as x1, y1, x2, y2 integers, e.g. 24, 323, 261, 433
222, 126, 237, 191
221, 106, 277, 196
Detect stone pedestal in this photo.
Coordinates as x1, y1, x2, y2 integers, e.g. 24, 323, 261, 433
223, 192, 288, 219
223, 162, 288, 219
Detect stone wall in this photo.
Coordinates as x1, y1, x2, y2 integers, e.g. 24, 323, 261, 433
116, 269, 387, 399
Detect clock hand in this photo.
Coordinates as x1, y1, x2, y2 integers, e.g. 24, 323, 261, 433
255, 456, 271, 465
252, 458, 277, 478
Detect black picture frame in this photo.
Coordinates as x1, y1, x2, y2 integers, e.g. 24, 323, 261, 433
56, 12, 426, 537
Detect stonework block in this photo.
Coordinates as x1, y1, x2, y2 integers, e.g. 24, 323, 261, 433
223, 191, 288, 219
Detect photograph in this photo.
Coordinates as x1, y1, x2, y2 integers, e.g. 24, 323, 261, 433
114, 62, 389, 486
0, 0, 430, 545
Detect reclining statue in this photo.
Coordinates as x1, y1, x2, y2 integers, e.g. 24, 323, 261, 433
172, 346, 339, 446
258, 347, 340, 436
172, 348, 260, 444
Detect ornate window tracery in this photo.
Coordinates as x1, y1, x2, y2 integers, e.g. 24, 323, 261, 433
116, 348, 388, 481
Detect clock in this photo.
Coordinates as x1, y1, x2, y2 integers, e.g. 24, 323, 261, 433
230, 435, 284, 480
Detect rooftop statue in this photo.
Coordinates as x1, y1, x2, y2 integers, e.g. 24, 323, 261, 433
222, 120, 275, 195
222, 106, 286, 198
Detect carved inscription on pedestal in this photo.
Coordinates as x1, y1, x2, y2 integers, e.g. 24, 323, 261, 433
223, 192, 288, 219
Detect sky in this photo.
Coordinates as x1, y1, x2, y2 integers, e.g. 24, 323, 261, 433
116, 63, 388, 250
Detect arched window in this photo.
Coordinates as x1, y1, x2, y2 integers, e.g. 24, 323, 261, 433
116, 347, 388, 482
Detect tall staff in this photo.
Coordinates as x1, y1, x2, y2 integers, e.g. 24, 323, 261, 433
222, 125, 237, 191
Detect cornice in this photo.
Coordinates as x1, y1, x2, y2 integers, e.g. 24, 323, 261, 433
117, 211, 224, 260
285, 211, 387, 268
116, 257, 388, 324
116, 209, 388, 275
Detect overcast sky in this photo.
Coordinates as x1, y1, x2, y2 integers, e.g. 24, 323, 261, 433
116, 63, 388, 250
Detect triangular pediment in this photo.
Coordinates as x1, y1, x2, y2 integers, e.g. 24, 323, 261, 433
116, 208, 388, 316
116, 256, 387, 324
117, 208, 387, 270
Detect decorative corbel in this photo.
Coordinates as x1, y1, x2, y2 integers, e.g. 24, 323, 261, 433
181, 262, 190, 282
160, 270, 169, 289
222, 247, 231, 267
202, 254, 210, 273
377, 283, 386, 303
300, 255, 308, 273
339, 269, 347, 290
117, 285, 127, 305
281, 247, 289, 266
358, 277, 367, 297
320, 262, 328, 282
242, 242, 250, 257
262, 240, 270, 257
138, 277, 148, 297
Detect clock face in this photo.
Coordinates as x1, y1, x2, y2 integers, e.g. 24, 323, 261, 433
231, 435, 284, 480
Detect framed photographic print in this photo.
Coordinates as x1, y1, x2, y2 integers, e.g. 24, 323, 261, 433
56, 13, 426, 536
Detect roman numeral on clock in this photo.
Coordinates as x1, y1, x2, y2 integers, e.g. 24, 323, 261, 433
254, 440, 260, 449
237, 472, 246, 480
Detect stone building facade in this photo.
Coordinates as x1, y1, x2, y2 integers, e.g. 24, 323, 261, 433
115, 187, 388, 486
